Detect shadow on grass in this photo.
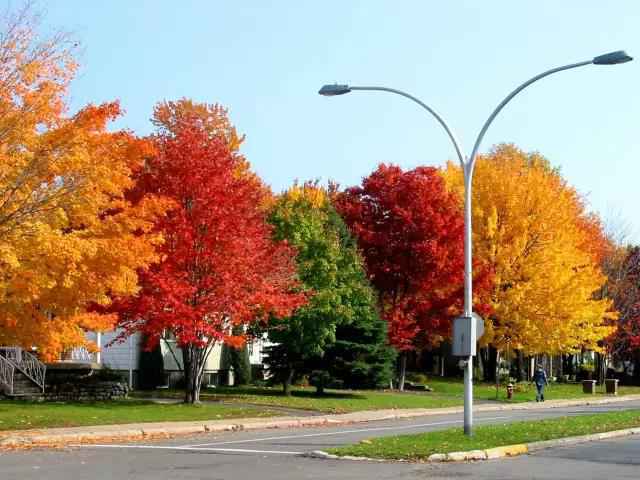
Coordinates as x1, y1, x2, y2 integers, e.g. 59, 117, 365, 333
201, 386, 368, 400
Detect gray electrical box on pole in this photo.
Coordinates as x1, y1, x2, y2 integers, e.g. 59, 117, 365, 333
452, 313, 484, 356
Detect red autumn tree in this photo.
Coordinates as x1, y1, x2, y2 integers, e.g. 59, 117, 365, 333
113, 100, 305, 403
335, 164, 488, 389
605, 246, 640, 379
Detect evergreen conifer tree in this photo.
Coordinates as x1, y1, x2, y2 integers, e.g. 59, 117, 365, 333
266, 183, 394, 395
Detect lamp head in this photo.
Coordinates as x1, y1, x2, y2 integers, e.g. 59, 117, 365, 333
593, 50, 633, 65
318, 84, 352, 96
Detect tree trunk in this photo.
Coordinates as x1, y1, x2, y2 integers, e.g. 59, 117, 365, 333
484, 346, 498, 382
477, 348, 485, 381
183, 346, 194, 404
182, 345, 206, 404
515, 350, 526, 382
398, 352, 407, 391
565, 354, 575, 377
283, 364, 295, 396
633, 351, 640, 386
568, 354, 573, 376
596, 352, 604, 385
191, 368, 203, 404
494, 349, 501, 400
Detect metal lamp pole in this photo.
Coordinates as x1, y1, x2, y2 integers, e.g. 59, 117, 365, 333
319, 50, 632, 436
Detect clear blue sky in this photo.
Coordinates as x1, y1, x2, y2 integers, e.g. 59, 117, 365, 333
43, 1, 639, 243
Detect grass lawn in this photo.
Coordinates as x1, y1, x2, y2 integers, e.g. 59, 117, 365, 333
4, 379, 639, 432
328, 409, 640, 460
132, 379, 640, 414
427, 377, 640, 403
0, 399, 278, 431
133, 387, 463, 413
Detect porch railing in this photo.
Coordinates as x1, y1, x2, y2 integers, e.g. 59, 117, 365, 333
61, 346, 97, 363
0, 354, 15, 395
0, 347, 46, 393
0, 346, 22, 363
19, 349, 46, 391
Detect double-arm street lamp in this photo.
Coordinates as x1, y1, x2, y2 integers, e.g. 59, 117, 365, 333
319, 50, 632, 436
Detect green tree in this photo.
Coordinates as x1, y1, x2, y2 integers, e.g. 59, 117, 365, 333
265, 183, 393, 395
321, 307, 395, 391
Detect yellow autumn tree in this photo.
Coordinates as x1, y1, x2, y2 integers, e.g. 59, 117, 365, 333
0, 5, 167, 360
444, 144, 614, 355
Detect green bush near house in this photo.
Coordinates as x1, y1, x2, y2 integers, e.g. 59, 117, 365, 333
221, 337, 252, 386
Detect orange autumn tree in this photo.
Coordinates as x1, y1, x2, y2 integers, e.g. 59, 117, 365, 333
444, 144, 614, 357
0, 6, 167, 360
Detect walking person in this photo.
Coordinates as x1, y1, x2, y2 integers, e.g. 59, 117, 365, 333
533, 364, 549, 402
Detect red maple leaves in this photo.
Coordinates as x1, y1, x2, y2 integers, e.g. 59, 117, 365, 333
607, 247, 640, 359
335, 164, 470, 352
114, 104, 304, 351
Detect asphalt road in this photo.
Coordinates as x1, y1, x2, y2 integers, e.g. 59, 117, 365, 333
1, 400, 640, 480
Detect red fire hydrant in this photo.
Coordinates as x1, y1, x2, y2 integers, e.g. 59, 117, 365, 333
507, 383, 514, 400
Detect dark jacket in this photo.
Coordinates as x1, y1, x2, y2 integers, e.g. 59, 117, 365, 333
533, 368, 548, 386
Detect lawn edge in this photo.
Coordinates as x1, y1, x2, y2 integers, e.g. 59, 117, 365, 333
307, 426, 640, 463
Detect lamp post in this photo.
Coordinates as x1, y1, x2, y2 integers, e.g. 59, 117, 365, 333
319, 50, 632, 436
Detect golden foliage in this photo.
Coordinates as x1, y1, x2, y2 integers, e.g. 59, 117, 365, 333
444, 144, 614, 354
282, 181, 328, 209
0, 8, 168, 360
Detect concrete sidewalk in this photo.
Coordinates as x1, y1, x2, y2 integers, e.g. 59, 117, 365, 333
2, 394, 640, 448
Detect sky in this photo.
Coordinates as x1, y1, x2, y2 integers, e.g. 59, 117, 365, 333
38, 0, 640, 243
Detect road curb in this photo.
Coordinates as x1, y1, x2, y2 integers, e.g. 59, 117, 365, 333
2, 394, 640, 449
306, 450, 392, 462
308, 427, 640, 464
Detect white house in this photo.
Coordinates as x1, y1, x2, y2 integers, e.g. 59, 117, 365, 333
158, 331, 273, 387
159, 333, 230, 387
87, 331, 141, 371
54, 329, 271, 389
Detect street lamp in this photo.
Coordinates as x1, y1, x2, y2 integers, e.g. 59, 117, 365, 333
319, 50, 632, 436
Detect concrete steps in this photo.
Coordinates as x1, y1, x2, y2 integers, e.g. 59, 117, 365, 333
10, 371, 43, 396
0, 348, 46, 398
